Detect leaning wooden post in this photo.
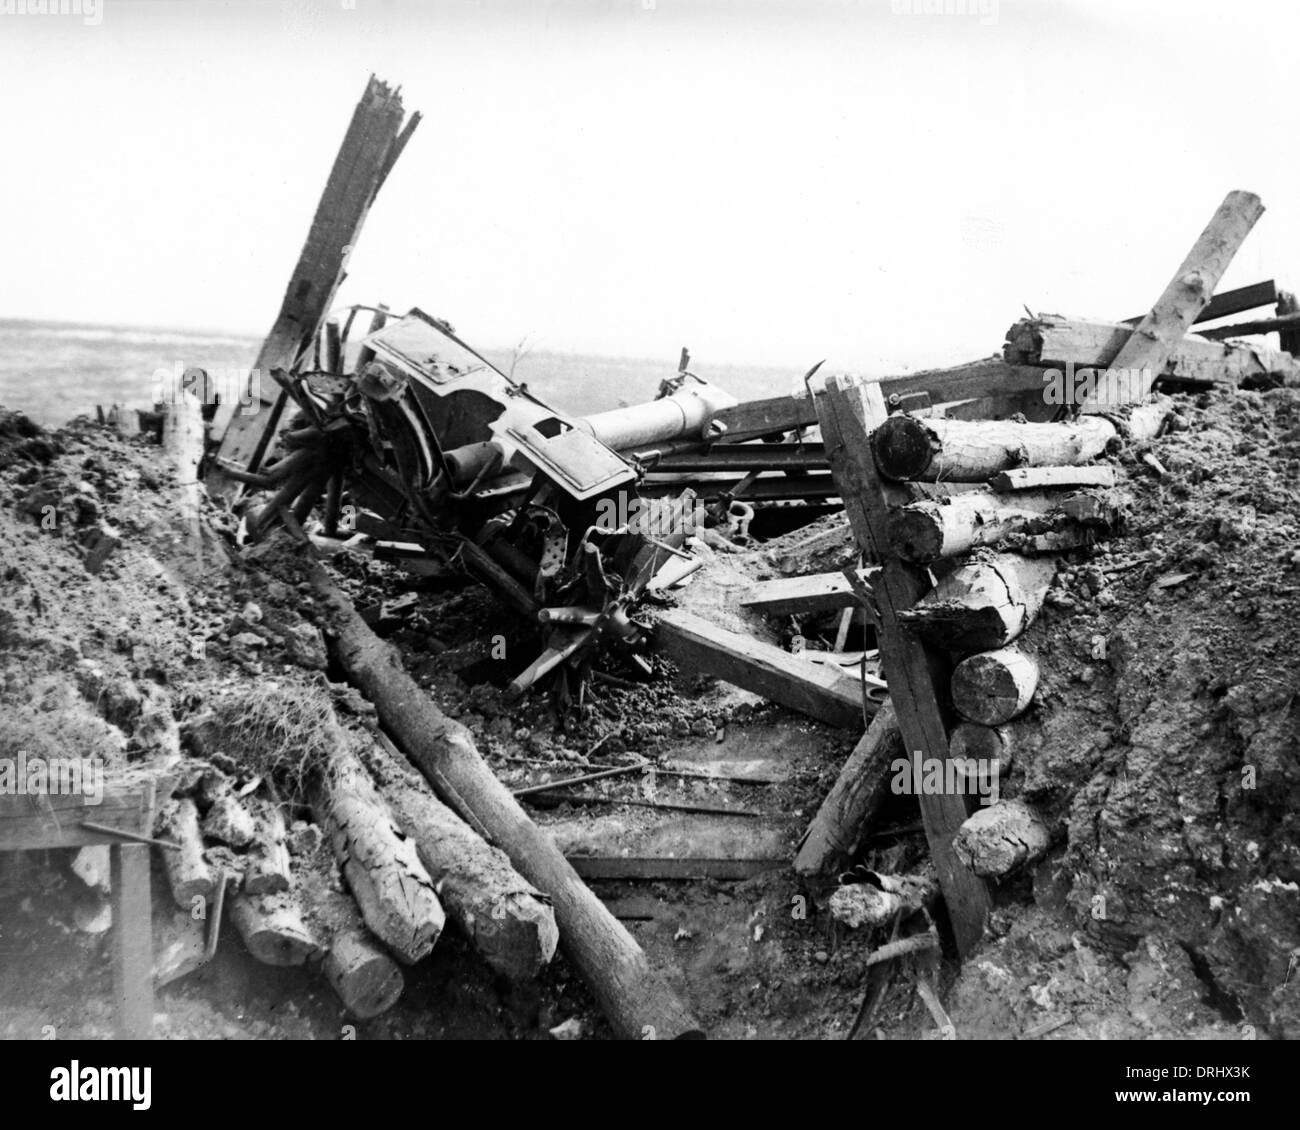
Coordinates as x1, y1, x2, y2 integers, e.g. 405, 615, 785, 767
207, 77, 419, 497
816, 375, 992, 956
1083, 190, 1264, 409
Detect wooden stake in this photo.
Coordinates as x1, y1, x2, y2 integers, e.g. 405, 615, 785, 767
816, 375, 992, 956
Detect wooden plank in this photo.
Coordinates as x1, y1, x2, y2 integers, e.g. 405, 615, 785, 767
654, 609, 868, 730
1196, 310, 1300, 341
1083, 190, 1264, 409
111, 843, 155, 1040
709, 360, 1053, 442
548, 812, 796, 880
816, 375, 991, 955
1123, 278, 1277, 326
1005, 314, 1300, 387
988, 465, 1118, 492
741, 568, 877, 618
0, 778, 158, 851
208, 76, 417, 496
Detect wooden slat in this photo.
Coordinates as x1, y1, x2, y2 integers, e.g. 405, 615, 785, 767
0, 779, 158, 851
654, 609, 868, 730
741, 569, 877, 618
111, 843, 155, 1039
1123, 279, 1277, 326
816, 375, 991, 956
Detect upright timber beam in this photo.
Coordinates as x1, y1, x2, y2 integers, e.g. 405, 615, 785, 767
1084, 190, 1264, 410
816, 375, 992, 956
207, 76, 419, 497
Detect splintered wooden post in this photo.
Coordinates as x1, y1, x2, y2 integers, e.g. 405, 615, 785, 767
793, 698, 903, 876
816, 375, 992, 955
207, 76, 419, 496
110, 843, 154, 1040
1083, 190, 1264, 410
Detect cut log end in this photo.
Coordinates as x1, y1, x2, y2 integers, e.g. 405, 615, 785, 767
324, 929, 405, 1019
951, 647, 1039, 726
870, 415, 937, 481
230, 892, 322, 966
952, 799, 1051, 878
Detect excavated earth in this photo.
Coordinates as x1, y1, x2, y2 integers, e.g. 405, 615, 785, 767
0, 386, 1296, 1040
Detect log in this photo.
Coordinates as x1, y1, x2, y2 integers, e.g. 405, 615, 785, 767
988, 466, 1117, 492
951, 647, 1039, 725
310, 741, 445, 965
230, 890, 323, 966
952, 799, 1051, 878
243, 800, 292, 896
1083, 190, 1263, 409
871, 414, 1115, 483
283, 548, 704, 1039
948, 723, 1013, 779
297, 864, 404, 1018
1196, 311, 1300, 341
830, 867, 938, 929
654, 609, 870, 729
890, 493, 1057, 561
897, 554, 1057, 652
162, 389, 206, 563
793, 699, 903, 875
358, 732, 559, 981
155, 797, 215, 906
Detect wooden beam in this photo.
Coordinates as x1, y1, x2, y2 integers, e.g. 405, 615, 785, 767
111, 843, 154, 1040
1005, 313, 1300, 387
793, 698, 903, 875
709, 360, 1054, 442
740, 568, 877, 618
548, 812, 796, 880
1122, 278, 1277, 326
1196, 310, 1300, 341
654, 609, 869, 730
208, 76, 418, 496
1083, 190, 1264, 409
816, 375, 992, 956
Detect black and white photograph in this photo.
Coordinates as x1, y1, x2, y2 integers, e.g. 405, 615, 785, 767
0, 0, 1293, 1091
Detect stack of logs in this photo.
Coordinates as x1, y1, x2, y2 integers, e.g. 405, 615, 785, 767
155, 694, 560, 1018
817, 396, 1175, 930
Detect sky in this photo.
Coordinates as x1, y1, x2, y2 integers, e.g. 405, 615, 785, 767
2, 0, 1298, 375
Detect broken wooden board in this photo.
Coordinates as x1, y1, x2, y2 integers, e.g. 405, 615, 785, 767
816, 375, 992, 956
0, 771, 162, 851
740, 568, 877, 618
208, 76, 419, 496
1004, 314, 1300, 388
654, 609, 869, 730
547, 812, 796, 880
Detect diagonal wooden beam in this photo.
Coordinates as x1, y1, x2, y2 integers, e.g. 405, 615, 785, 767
1083, 190, 1264, 410
207, 76, 418, 497
816, 374, 992, 956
